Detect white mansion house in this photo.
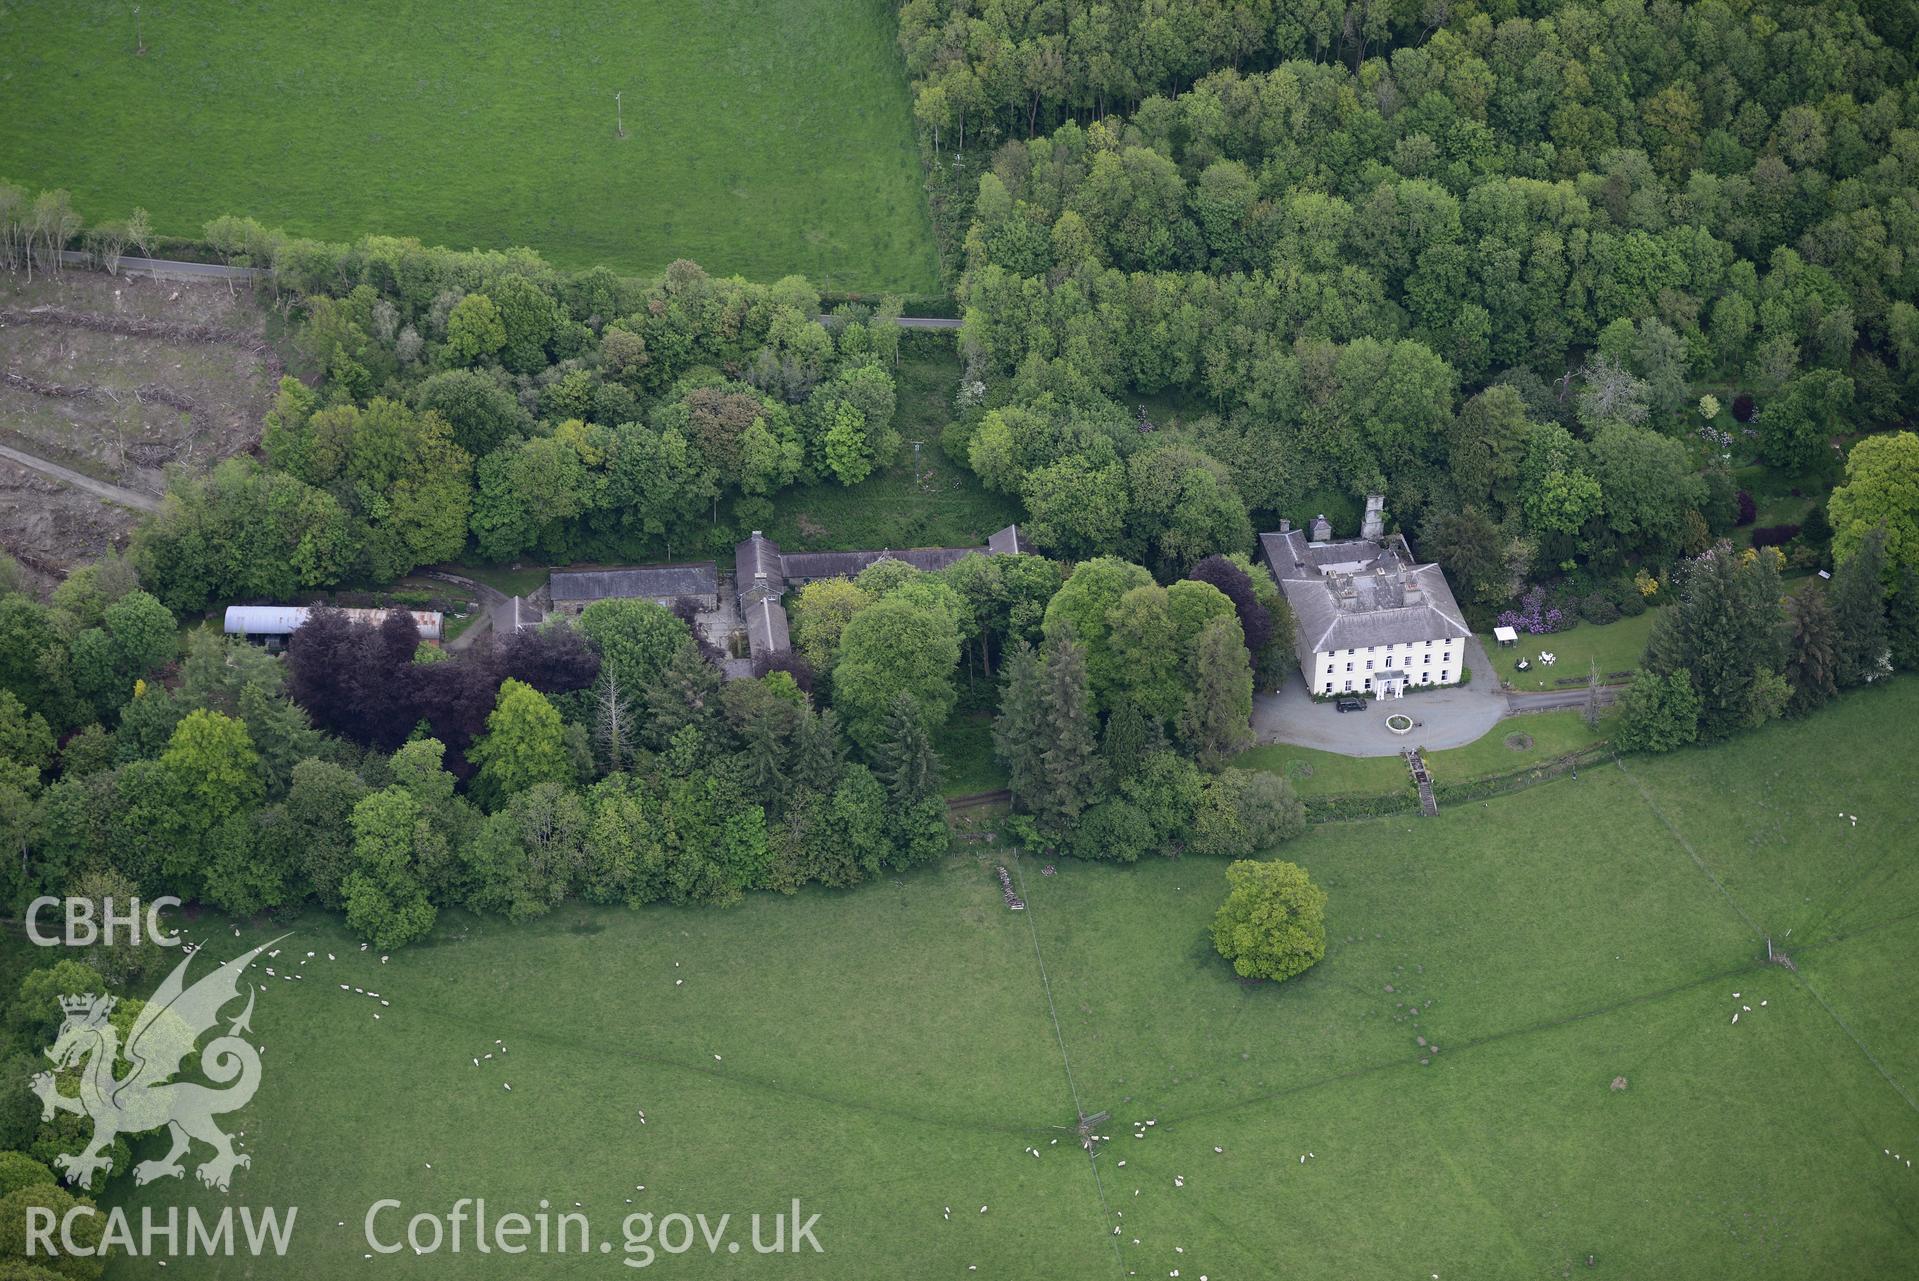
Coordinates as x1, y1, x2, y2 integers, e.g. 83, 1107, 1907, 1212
1259, 497, 1473, 699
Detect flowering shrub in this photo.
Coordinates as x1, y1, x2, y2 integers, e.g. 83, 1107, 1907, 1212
1633, 569, 1661, 599
1496, 586, 1567, 635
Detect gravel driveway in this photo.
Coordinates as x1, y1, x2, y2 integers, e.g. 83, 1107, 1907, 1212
1251, 637, 1510, 757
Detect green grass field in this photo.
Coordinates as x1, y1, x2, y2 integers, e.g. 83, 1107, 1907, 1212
90, 681, 1918, 1277
1492, 610, 1659, 690
0, 0, 939, 293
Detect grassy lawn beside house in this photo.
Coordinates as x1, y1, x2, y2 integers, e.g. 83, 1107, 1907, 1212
443, 563, 552, 598
1423, 709, 1612, 780
1490, 610, 1659, 690
1231, 743, 1408, 798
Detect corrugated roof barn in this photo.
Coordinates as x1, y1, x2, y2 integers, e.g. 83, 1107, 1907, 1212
223, 605, 444, 642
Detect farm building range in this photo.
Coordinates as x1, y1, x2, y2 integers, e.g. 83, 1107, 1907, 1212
738, 525, 1023, 667
548, 563, 720, 615
538, 525, 1024, 676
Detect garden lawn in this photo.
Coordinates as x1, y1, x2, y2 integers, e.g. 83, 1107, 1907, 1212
761, 339, 1021, 552
0, 0, 939, 294
1424, 708, 1612, 780
442, 563, 551, 598
1733, 460, 1836, 549
1492, 610, 1659, 690
1230, 741, 1406, 798
936, 708, 1007, 797
90, 681, 1918, 1277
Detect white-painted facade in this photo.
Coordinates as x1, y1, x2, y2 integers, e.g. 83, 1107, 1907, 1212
1312, 637, 1463, 697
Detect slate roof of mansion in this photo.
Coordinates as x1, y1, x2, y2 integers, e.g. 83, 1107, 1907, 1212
1259, 528, 1471, 665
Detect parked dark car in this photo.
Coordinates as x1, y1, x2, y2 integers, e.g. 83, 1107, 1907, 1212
1335, 697, 1366, 713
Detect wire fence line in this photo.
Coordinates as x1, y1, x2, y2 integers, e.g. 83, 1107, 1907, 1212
1613, 754, 1919, 1117
1007, 854, 1126, 1272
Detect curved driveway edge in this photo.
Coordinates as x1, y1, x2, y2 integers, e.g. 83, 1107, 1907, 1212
1251, 636, 1510, 757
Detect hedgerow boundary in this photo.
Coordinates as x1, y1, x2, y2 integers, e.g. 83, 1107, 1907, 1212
1301, 743, 1615, 823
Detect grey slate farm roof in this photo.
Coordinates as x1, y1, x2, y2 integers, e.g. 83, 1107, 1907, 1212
731, 525, 1023, 667
736, 533, 784, 592
743, 589, 790, 659
550, 562, 718, 603
1259, 528, 1470, 668
779, 547, 978, 580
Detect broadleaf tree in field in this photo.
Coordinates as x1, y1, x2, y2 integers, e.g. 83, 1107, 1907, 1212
1210, 859, 1327, 982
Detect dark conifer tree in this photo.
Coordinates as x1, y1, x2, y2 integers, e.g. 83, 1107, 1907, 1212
1101, 697, 1154, 783
1037, 635, 1102, 827
641, 643, 723, 750
1783, 586, 1838, 717
871, 692, 940, 806
1887, 564, 1919, 673
740, 712, 789, 804
1177, 614, 1254, 767
1647, 544, 1789, 739
792, 706, 848, 794
1830, 526, 1890, 688
992, 640, 1047, 809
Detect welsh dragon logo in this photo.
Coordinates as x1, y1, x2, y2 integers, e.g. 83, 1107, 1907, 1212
32, 937, 283, 1192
